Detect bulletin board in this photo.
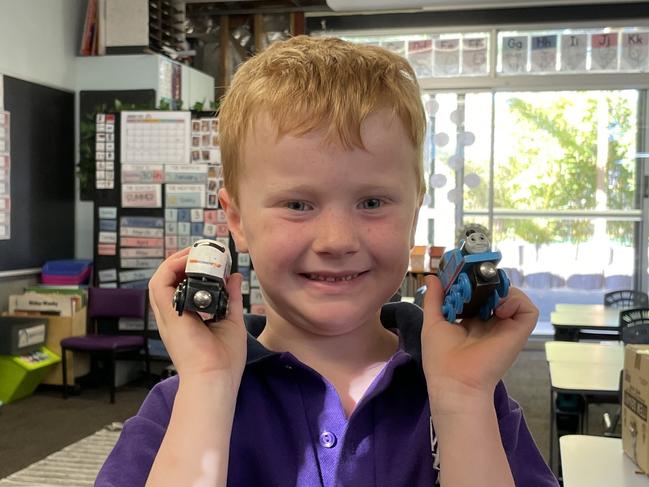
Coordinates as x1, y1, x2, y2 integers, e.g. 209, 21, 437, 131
0, 76, 75, 272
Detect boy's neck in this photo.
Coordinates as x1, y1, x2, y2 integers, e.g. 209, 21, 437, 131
257, 309, 399, 374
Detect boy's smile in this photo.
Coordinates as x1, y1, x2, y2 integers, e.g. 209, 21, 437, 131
299, 269, 369, 294
221, 109, 420, 337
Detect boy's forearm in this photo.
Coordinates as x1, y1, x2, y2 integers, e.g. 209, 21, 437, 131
146, 375, 240, 487
430, 394, 515, 487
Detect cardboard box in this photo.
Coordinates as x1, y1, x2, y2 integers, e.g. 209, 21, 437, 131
622, 344, 649, 472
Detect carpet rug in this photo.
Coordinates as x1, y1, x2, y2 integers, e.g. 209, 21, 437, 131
0, 424, 122, 486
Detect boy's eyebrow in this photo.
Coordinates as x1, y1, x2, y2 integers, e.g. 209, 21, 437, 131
267, 182, 403, 196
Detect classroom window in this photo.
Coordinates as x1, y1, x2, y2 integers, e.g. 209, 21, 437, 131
421, 89, 641, 334
341, 25, 648, 334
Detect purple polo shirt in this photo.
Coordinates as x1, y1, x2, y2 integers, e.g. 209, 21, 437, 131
96, 302, 558, 486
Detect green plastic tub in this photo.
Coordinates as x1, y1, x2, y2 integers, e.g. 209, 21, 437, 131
0, 347, 60, 404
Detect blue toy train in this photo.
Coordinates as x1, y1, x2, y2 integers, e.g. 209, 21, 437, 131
437, 228, 510, 322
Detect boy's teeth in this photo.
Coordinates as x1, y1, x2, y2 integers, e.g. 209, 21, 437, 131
307, 273, 359, 282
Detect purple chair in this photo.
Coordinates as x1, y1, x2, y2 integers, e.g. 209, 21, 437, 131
60, 288, 150, 403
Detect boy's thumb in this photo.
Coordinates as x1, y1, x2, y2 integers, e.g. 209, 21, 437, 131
422, 275, 448, 325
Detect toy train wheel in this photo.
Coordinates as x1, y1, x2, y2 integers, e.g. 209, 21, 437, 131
449, 285, 464, 315
443, 295, 457, 323
216, 289, 228, 320
497, 269, 510, 298
458, 273, 472, 303
172, 280, 188, 316
479, 290, 500, 321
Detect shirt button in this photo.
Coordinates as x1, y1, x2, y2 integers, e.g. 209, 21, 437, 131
319, 431, 337, 448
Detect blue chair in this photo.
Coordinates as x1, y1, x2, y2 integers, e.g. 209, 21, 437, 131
605, 275, 633, 291
566, 273, 604, 290
523, 272, 554, 289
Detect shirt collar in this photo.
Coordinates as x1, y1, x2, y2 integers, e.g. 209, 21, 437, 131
243, 302, 424, 367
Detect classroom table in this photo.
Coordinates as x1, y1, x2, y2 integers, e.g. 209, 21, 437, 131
560, 435, 649, 487
554, 303, 607, 312
546, 341, 624, 476
551, 304, 621, 341
549, 361, 622, 393
545, 341, 624, 366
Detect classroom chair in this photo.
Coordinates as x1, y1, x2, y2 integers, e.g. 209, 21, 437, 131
60, 287, 150, 403
619, 308, 649, 342
604, 290, 649, 308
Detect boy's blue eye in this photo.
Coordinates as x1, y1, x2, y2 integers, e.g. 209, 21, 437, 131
286, 201, 311, 211
360, 198, 382, 210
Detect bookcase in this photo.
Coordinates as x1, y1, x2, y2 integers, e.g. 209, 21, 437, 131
148, 0, 187, 56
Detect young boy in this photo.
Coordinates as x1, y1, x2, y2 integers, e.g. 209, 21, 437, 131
96, 36, 558, 486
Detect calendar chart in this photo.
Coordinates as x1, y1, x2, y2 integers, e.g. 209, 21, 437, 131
121, 111, 191, 165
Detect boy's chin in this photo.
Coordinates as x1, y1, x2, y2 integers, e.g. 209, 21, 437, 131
289, 301, 383, 336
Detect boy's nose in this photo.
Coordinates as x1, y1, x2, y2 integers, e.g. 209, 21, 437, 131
312, 209, 360, 256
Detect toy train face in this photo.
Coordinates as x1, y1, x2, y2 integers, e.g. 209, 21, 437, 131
173, 239, 232, 321
438, 232, 510, 322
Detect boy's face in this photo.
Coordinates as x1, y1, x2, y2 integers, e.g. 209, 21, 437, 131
221, 109, 420, 336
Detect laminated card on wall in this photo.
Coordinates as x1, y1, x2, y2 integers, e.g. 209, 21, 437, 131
0, 111, 10, 239
121, 184, 162, 208
95, 114, 116, 190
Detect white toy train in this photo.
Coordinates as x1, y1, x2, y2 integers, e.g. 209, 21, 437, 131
172, 239, 232, 321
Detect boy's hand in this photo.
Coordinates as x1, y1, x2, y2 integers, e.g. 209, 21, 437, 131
148, 248, 248, 389
421, 274, 537, 415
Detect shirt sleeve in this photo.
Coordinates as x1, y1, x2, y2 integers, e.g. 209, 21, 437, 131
94, 376, 179, 487
494, 380, 559, 486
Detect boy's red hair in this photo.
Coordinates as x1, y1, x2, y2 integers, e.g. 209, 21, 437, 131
218, 35, 427, 204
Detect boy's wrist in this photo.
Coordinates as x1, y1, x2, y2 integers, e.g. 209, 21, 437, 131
427, 378, 495, 417
178, 370, 242, 401
429, 390, 498, 440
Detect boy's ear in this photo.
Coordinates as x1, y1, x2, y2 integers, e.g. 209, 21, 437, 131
218, 188, 249, 253
409, 204, 421, 248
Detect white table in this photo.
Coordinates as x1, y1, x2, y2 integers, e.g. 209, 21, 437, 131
546, 340, 624, 476
555, 303, 608, 312
560, 435, 649, 487
549, 361, 622, 394
551, 305, 621, 340
545, 341, 624, 366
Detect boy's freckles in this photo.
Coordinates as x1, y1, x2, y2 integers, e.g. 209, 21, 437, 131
235, 110, 420, 335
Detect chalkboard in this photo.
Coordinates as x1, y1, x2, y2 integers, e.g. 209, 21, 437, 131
0, 75, 75, 271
